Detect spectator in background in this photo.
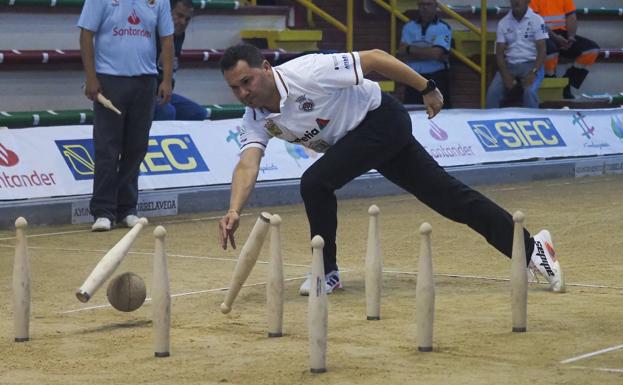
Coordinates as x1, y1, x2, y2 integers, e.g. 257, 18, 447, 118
530, 0, 599, 99
486, 0, 547, 108
79, 0, 174, 231
154, 0, 207, 121
399, 0, 452, 107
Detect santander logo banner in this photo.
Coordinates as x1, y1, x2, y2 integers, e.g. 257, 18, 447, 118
0, 143, 19, 167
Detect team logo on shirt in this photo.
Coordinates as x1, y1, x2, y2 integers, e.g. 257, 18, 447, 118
296, 95, 314, 112
265, 119, 283, 136
146, 0, 157, 7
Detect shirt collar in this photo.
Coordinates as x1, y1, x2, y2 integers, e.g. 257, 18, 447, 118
509, 7, 534, 22
415, 15, 440, 26
268, 67, 289, 116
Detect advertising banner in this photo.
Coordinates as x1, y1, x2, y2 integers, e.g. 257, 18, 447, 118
1, 107, 622, 200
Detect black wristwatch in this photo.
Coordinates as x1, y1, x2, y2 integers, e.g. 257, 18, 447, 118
419, 79, 437, 95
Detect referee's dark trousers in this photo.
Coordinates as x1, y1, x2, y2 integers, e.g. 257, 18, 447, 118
300, 93, 534, 274
90, 74, 157, 222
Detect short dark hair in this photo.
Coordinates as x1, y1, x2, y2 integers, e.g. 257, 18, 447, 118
170, 0, 193, 9
219, 43, 265, 73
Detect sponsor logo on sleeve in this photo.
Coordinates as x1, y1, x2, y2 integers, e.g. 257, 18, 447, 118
468, 118, 566, 151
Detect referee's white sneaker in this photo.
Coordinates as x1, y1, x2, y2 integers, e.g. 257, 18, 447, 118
299, 270, 342, 296
119, 214, 140, 228
529, 230, 565, 292
91, 217, 112, 232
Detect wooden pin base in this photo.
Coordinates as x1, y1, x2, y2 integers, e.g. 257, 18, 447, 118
366, 316, 380, 321
268, 332, 283, 337
154, 352, 170, 357
512, 327, 527, 333
14, 337, 29, 342
418, 346, 433, 352
310, 368, 326, 373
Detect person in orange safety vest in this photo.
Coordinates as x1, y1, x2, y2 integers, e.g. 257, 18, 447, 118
530, 0, 599, 99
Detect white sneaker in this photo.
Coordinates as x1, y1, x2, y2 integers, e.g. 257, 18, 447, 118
119, 215, 140, 228
529, 230, 565, 292
91, 217, 112, 232
299, 270, 343, 296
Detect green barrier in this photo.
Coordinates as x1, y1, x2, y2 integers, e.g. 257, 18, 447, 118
205, 104, 246, 120
0, 110, 93, 128
0, 105, 245, 129
447, 5, 623, 17
2, 0, 240, 9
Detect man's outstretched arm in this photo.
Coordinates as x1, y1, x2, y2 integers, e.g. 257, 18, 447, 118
219, 147, 263, 250
359, 49, 444, 118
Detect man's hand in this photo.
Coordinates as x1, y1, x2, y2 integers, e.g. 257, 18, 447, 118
423, 88, 443, 119
84, 77, 101, 101
551, 33, 569, 49
157, 81, 172, 105
561, 35, 575, 50
219, 210, 240, 250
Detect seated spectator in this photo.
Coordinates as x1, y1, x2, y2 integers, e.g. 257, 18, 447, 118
486, 0, 547, 108
154, 0, 207, 121
530, 0, 599, 99
400, 0, 452, 107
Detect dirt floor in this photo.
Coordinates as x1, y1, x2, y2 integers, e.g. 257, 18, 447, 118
1, 175, 622, 385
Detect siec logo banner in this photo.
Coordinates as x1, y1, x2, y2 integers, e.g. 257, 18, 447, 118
56, 135, 208, 180
468, 118, 566, 152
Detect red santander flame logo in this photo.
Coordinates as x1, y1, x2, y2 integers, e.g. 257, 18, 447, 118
128, 9, 141, 25
0, 143, 19, 167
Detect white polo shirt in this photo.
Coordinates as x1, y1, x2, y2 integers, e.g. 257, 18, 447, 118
496, 8, 548, 65
238, 52, 382, 154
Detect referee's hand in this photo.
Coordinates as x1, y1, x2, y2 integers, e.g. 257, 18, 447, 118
423, 88, 443, 119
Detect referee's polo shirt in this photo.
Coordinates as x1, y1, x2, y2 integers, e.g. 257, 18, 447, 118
400, 17, 451, 74
77, 0, 173, 76
496, 8, 548, 65
238, 52, 382, 154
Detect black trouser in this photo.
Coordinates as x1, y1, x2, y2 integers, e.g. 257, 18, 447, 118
403, 69, 451, 108
546, 30, 599, 89
90, 74, 157, 222
300, 93, 534, 274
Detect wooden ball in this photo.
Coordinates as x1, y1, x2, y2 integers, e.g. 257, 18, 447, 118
106, 272, 146, 312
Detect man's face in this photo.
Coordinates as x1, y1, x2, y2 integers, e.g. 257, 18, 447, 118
417, 0, 437, 23
223, 60, 274, 108
510, 0, 528, 15
172, 2, 193, 36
